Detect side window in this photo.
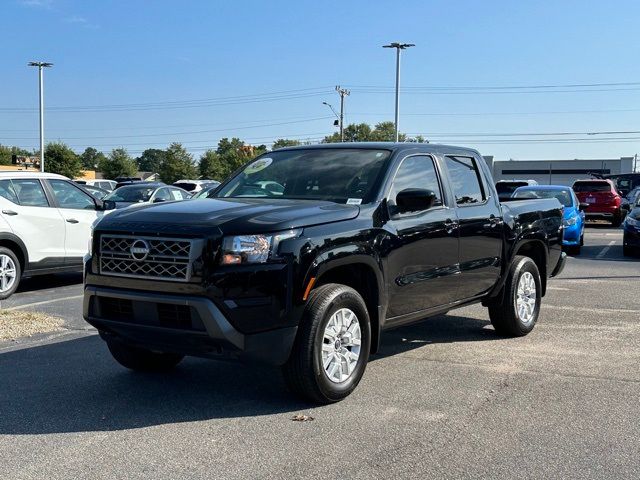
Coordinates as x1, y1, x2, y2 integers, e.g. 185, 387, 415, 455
170, 188, 185, 200
0, 180, 19, 204
445, 156, 486, 205
48, 179, 96, 210
12, 179, 49, 207
154, 188, 172, 201
389, 155, 443, 208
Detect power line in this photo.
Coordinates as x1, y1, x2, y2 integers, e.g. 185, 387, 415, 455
0, 87, 335, 113
0, 116, 334, 140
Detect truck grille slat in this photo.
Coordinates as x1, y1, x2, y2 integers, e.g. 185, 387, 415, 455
99, 235, 194, 282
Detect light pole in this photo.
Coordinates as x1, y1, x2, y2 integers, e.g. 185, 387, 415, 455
28, 61, 53, 172
382, 43, 414, 142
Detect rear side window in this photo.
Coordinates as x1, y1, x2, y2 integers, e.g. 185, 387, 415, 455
445, 156, 486, 205
389, 155, 443, 207
0, 180, 19, 204
12, 179, 49, 207
572, 181, 611, 193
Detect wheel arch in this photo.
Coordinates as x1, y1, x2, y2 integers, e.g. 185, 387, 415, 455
307, 255, 385, 354
0, 232, 28, 274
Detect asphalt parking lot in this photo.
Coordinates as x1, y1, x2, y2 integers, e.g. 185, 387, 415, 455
0, 224, 638, 479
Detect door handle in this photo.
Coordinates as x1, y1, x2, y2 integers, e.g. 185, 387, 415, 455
2, 210, 17, 216
444, 218, 459, 234
488, 214, 502, 228
66, 218, 79, 224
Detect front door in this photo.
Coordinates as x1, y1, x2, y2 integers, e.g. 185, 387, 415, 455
46, 179, 102, 263
384, 154, 460, 319
443, 155, 502, 299
0, 178, 66, 265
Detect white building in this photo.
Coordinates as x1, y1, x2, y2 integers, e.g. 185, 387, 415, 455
483, 156, 635, 186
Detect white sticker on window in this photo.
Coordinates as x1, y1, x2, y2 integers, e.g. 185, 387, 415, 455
244, 157, 272, 174
346, 198, 362, 205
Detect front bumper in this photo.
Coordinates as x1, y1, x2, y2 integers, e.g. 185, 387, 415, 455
562, 223, 582, 245
83, 286, 297, 366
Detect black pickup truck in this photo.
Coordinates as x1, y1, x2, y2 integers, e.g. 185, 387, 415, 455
84, 143, 566, 403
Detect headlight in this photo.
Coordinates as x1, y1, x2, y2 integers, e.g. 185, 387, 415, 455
221, 229, 302, 265
563, 216, 578, 227
626, 216, 638, 227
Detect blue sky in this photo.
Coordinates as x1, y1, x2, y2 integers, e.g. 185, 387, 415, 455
2, 0, 640, 161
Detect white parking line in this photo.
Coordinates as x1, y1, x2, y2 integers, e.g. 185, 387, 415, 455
545, 304, 640, 315
596, 240, 616, 259
1, 295, 83, 311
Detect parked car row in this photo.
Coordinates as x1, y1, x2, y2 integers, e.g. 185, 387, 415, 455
499, 176, 640, 256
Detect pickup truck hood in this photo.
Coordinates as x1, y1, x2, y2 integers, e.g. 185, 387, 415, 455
96, 198, 359, 235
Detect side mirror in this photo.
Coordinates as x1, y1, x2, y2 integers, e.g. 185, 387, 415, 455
395, 188, 436, 214
578, 202, 589, 212
99, 200, 116, 211
153, 197, 166, 203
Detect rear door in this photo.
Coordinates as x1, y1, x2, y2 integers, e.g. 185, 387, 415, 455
444, 155, 502, 299
0, 178, 66, 264
45, 179, 102, 263
384, 154, 460, 319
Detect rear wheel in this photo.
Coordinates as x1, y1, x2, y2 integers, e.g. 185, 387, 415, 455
623, 245, 635, 257
106, 339, 184, 372
0, 247, 21, 300
488, 255, 541, 337
282, 284, 371, 404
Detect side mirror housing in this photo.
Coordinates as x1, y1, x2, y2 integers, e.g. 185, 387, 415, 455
578, 202, 589, 212
153, 197, 166, 203
395, 188, 436, 214
99, 200, 116, 211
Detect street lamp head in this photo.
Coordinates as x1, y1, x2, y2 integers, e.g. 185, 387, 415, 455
382, 43, 415, 49
28, 61, 53, 67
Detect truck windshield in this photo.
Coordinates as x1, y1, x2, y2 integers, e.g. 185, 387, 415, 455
214, 148, 391, 203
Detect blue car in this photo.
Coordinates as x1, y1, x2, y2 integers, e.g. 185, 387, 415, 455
512, 185, 586, 254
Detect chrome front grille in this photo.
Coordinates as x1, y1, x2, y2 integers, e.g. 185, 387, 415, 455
99, 235, 195, 282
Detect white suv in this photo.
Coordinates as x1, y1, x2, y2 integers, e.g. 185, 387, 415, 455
0, 172, 113, 299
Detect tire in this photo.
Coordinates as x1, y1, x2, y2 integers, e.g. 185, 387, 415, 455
579, 233, 584, 246
488, 255, 541, 337
106, 339, 184, 372
0, 247, 21, 300
567, 244, 581, 255
612, 213, 622, 227
623, 245, 634, 257
282, 283, 371, 404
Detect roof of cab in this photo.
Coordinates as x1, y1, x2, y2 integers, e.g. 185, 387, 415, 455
272, 142, 482, 157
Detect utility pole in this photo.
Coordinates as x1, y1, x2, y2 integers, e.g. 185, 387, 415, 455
28, 61, 53, 172
382, 42, 414, 142
335, 86, 350, 142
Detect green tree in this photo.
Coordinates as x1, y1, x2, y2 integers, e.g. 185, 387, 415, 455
322, 122, 406, 143
79, 147, 107, 170
99, 148, 138, 179
159, 142, 197, 183
0, 145, 33, 166
198, 150, 223, 180
370, 121, 406, 142
213, 137, 256, 180
44, 142, 83, 178
136, 148, 167, 172
272, 139, 301, 150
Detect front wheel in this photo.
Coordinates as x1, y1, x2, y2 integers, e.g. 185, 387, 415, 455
106, 339, 184, 372
488, 255, 541, 337
282, 284, 371, 404
0, 247, 21, 300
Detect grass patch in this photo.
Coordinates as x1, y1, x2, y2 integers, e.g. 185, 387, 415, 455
0, 310, 64, 341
